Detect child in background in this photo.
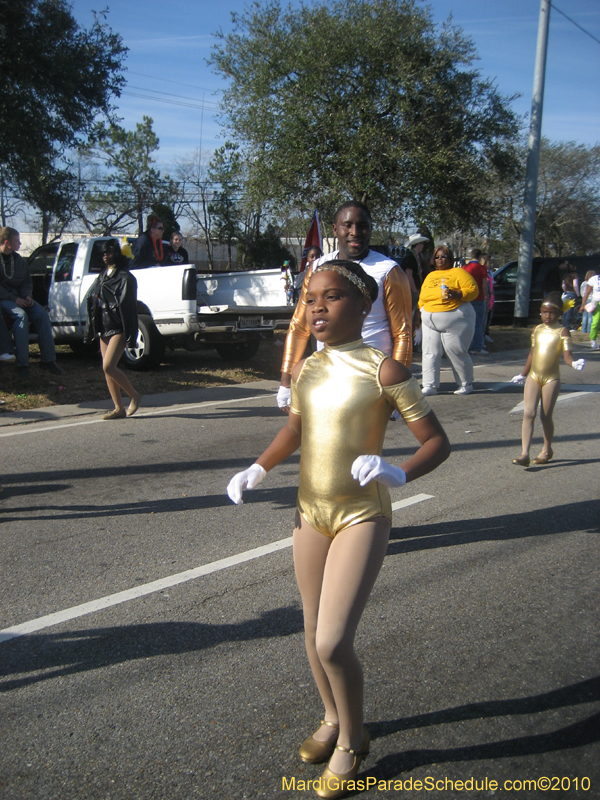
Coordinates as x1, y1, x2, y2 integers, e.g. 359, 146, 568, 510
294, 246, 322, 303
227, 259, 450, 799
510, 292, 584, 466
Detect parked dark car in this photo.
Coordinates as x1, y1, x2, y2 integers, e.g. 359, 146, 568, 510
492, 255, 600, 322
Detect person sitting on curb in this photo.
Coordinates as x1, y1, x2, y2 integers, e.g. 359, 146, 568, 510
0, 313, 16, 363
0, 227, 62, 379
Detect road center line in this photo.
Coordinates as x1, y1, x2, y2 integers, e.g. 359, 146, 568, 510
509, 391, 593, 414
0, 393, 274, 438
0, 493, 434, 643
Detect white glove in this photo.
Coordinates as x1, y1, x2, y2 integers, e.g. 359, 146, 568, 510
510, 374, 526, 384
351, 455, 407, 488
572, 358, 585, 371
227, 464, 267, 505
276, 386, 292, 409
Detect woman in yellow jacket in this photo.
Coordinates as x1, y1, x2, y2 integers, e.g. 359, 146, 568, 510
418, 245, 479, 395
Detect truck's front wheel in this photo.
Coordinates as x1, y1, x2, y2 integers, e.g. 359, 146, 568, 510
215, 338, 260, 362
121, 314, 166, 371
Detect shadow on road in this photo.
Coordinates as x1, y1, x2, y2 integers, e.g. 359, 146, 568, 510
388, 499, 600, 554
365, 676, 599, 779
0, 484, 298, 523
0, 605, 304, 692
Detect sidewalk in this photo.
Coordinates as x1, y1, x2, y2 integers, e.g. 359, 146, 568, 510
1, 342, 596, 429
0, 379, 281, 428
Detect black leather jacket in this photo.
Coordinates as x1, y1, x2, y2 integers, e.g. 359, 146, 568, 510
85, 267, 138, 347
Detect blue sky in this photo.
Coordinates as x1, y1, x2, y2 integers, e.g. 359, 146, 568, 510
71, 0, 600, 169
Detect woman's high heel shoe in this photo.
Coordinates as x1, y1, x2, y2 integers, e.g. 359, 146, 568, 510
315, 728, 370, 799
512, 455, 530, 467
299, 720, 339, 764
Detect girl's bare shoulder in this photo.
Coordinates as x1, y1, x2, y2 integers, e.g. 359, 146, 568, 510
291, 358, 307, 382
379, 356, 413, 387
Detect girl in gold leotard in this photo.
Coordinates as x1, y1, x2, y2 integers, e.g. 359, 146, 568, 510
227, 260, 450, 799
511, 293, 585, 467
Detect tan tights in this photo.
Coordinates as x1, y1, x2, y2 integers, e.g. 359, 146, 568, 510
521, 376, 561, 457
293, 513, 390, 772
100, 335, 138, 411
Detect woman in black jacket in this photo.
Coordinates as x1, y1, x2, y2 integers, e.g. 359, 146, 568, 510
86, 239, 142, 420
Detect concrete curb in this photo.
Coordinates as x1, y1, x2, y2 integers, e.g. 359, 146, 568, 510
0, 342, 596, 428
0, 379, 281, 428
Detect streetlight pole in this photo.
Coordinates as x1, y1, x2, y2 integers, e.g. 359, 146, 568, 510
514, 0, 551, 324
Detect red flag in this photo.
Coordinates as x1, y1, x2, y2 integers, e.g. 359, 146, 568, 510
300, 210, 322, 271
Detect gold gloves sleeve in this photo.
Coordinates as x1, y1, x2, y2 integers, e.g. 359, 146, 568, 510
383, 266, 413, 367
281, 267, 314, 376
562, 333, 572, 352
382, 375, 431, 423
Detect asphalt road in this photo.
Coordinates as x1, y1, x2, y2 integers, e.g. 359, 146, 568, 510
1, 345, 599, 800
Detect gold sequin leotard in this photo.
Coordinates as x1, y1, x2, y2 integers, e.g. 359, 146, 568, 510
529, 323, 571, 387
290, 340, 431, 538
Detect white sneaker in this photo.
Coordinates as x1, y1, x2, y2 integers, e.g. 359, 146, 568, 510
484, 335, 493, 343
0, 353, 16, 363
454, 384, 474, 395
421, 386, 438, 396
591, 340, 598, 350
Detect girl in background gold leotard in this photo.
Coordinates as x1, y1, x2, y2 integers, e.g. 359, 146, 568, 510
511, 293, 585, 467
227, 260, 450, 799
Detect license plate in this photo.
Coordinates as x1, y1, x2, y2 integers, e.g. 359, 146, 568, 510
238, 316, 261, 329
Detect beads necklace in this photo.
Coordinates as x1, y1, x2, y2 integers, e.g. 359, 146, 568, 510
0, 251, 14, 279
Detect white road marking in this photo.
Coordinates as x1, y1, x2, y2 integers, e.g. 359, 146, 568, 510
391, 493, 434, 510
0, 493, 434, 643
510, 391, 593, 414
0, 393, 275, 438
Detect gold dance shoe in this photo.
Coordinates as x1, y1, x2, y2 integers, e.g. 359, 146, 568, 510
127, 393, 143, 417
102, 408, 126, 420
512, 455, 530, 467
532, 448, 553, 465
299, 720, 339, 764
315, 728, 370, 799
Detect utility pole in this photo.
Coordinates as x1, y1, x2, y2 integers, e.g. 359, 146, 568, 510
514, 0, 551, 325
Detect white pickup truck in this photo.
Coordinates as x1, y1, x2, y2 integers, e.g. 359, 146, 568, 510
28, 236, 294, 370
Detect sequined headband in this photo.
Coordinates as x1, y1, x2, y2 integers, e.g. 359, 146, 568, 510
313, 263, 370, 298
541, 300, 561, 310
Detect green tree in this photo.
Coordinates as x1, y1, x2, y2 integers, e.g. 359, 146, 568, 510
208, 142, 244, 269
210, 0, 518, 230
0, 0, 126, 206
524, 140, 600, 257
239, 223, 296, 270
78, 117, 172, 235
0, 168, 25, 227
21, 159, 78, 242
480, 139, 600, 262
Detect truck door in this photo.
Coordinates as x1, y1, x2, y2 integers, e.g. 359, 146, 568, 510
47, 243, 81, 337
27, 243, 59, 307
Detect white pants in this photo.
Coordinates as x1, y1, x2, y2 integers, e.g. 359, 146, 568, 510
421, 304, 475, 389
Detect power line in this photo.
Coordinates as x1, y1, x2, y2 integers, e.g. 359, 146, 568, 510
126, 70, 222, 94
122, 91, 219, 112
550, 3, 600, 46
127, 85, 220, 108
